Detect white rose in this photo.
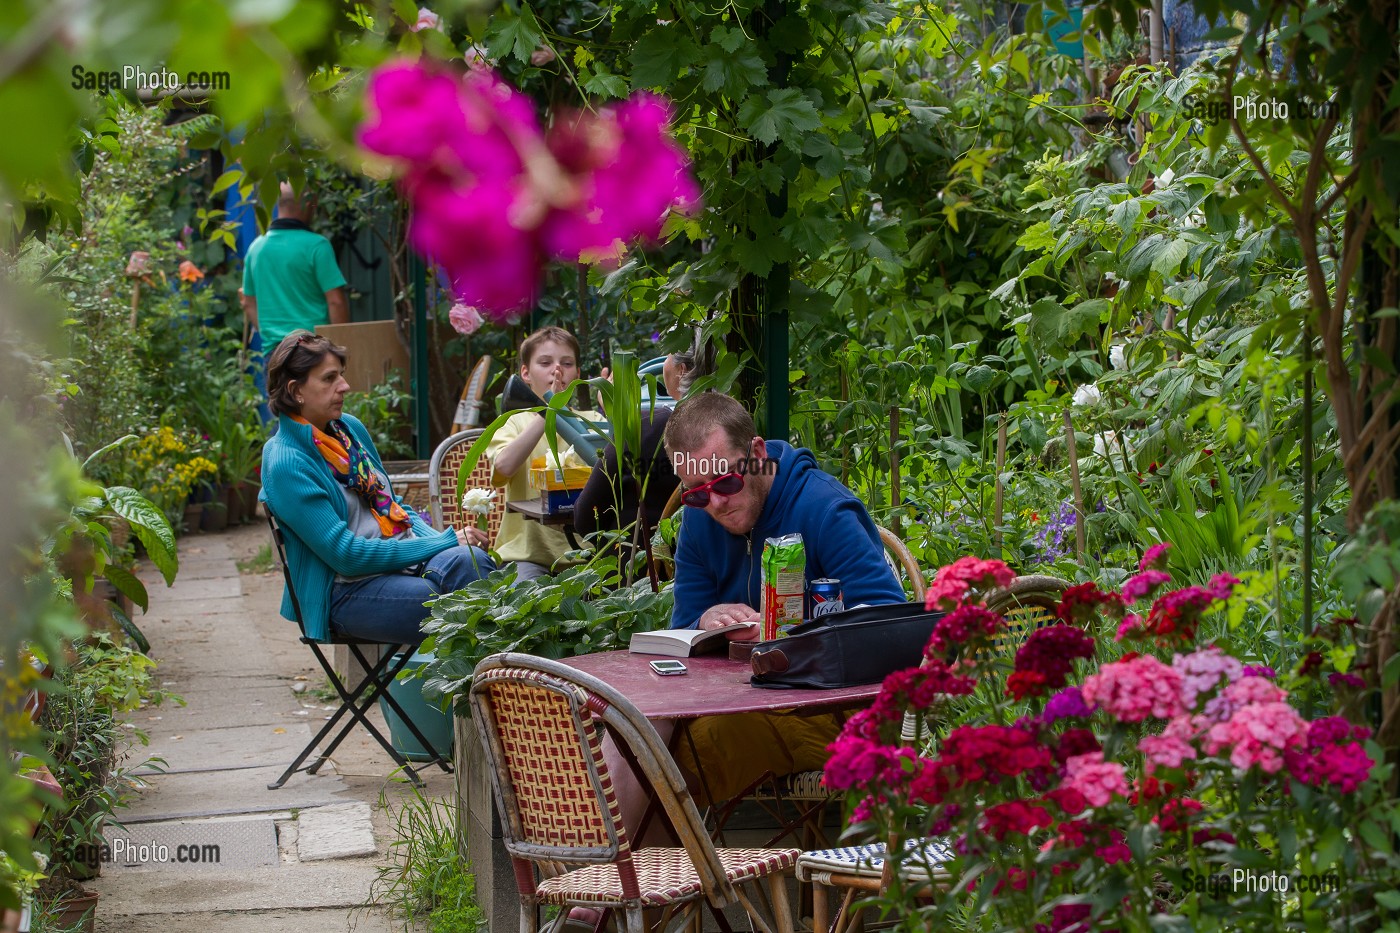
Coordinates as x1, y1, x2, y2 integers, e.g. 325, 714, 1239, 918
1073, 384, 1103, 407
1109, 345, 1127, 370
460, 488, 497, 516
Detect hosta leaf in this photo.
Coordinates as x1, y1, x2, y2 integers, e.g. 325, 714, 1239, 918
105, 487, 178, 585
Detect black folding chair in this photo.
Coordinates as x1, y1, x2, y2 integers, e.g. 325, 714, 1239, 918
265, 511, 453, 789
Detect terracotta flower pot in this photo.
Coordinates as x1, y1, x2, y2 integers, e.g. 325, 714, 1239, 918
236, 481, 261, 523
201, 491, 229, 532
182, 503, 204, 535
225, 483, 245, 525
49, 888, 98, 933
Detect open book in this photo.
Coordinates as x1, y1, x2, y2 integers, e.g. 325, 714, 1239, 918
628, 623, 756, 658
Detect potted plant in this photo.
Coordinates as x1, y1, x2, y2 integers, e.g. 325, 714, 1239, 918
32, 635, 171, 931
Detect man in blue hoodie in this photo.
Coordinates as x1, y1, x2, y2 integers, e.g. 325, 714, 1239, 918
658, 392, 906, 804
665, 391, 905, 633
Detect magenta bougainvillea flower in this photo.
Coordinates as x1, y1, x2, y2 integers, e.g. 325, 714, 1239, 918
359, 61, 699, 318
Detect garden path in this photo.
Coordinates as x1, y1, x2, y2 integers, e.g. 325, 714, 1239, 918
89, 521, 452, 932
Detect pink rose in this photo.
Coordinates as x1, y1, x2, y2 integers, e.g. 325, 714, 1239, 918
448, 302, 484, 335
409, 7, 440, 31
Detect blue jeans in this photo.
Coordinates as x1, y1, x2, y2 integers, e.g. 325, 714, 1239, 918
329, 546, 495, 645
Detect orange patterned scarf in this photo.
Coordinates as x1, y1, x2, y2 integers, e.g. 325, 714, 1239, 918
293, 416, 411, 537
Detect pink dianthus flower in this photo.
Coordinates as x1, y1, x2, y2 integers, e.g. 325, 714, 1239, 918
1138, 718, 1198, 772
1172, 646, 1243, 710
1061, 751, 1130, 807
1204, 701, 1308, 774
1122, 569, 1171, 603
1081, 655, 1186, 722
923, 556, 1015, 611
1140, 543, 1171, 571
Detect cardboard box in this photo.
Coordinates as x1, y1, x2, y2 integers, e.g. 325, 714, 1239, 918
315, 321, 410, 393
527, 461, 592, 492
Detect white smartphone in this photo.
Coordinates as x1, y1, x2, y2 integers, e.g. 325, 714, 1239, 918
649, 659, 688, 676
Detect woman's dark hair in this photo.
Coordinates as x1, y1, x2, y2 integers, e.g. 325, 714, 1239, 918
670, 329, 716, 398
266, 331, 347, 417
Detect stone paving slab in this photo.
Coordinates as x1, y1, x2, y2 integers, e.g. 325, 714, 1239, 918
133, 722, 316, 774
119, 764, 351, 823
101, 817, 279, 871
296, 803, 378, 862
97, 906, 396, 933
149, 575, 244, 603
150, 687, 305, 731
91, 859, 385, 915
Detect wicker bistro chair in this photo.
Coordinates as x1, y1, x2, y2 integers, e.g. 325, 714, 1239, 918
451, 355, 493, 433
795, 574, 1070, 933
876, 527, 926, 602
470, 653, 801, 933
429, 429, 507, 543
263, 511, 453, 790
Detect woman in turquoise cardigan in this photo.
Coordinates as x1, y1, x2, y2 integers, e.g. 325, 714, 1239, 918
259, 332, 494, 644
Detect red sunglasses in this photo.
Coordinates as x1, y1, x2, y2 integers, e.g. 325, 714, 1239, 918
680, 472, 744, 508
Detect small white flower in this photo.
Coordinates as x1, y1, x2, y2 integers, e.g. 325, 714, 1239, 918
460, 488, 497, 516
1094, 430, 1121, 457
1156, 167, 1175, 188
1109, 345, 1127, 370
1072, 384, 1103, 407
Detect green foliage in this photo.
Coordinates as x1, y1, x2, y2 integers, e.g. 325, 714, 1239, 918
33, 634, 173, 895
343, 370, 415, 460
367, 785, 485, 933
420, 560, 674, 710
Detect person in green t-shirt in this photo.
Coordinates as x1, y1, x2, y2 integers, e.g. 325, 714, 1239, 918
242, 183, 349, 354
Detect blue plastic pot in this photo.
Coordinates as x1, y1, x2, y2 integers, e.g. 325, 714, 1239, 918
379, 649, 455, 763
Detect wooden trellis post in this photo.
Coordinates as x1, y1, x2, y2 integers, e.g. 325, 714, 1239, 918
994, 413, 1007, 551
889, 405, 901, 537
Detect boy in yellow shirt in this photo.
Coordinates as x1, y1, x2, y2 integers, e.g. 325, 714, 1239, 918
486, 326, 604, 580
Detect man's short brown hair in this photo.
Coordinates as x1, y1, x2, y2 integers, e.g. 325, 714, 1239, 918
664, 392, 756, 458
519, 326, 580, 366
266, 331, 347, 417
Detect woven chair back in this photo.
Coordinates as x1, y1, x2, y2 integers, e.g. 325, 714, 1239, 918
474, 669, 625, 858
471, 653, 735, 900
977, 574, 1070, 661
429, 429, 506, 545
